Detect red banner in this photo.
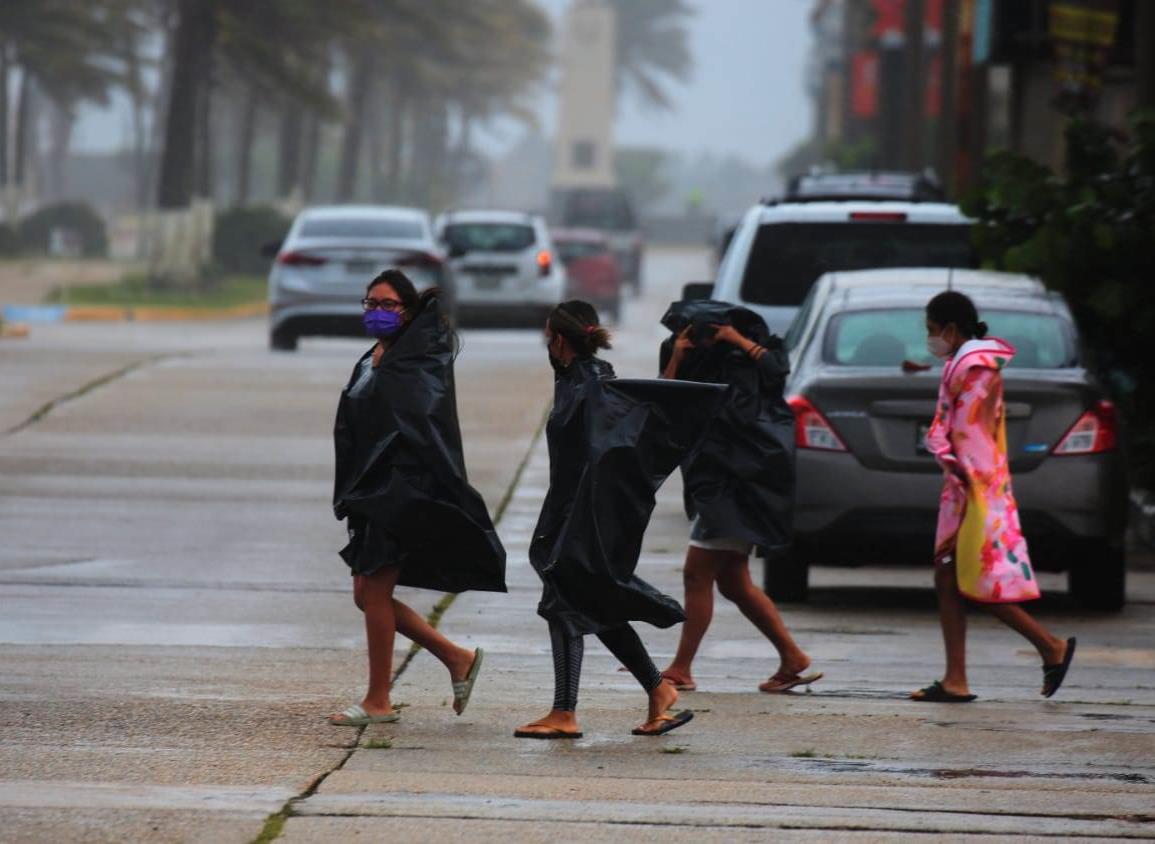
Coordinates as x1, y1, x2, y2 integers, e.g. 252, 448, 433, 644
851, 51, 880, 118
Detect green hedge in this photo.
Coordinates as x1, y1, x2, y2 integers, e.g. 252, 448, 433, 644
18, 202, 108, 257
213, 205, 292, 275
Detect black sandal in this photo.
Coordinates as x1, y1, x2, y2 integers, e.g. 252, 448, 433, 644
1042, 637, 1077, 698
910, 680, 977, 703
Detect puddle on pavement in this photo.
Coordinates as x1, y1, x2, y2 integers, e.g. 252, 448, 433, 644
782, 757, 1152, 784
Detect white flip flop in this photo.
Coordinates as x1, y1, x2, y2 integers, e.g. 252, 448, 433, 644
327, 704, 400, 727
452, 648, 484, 716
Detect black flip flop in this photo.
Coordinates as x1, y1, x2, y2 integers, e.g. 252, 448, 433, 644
632, 709, 694, 736
513, 727, 583, 740
910, 680, 977, 703
1042, 636, 1077, 698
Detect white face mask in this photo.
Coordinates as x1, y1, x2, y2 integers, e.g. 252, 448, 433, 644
926, 335, 953, 359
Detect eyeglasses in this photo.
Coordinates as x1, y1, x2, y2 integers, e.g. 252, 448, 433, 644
362, 297, 404, 312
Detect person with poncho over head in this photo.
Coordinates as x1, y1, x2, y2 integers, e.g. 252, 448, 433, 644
657, 299, 820, 695
911, 290, 1075, 703
328, 269, 506, 727
514, 300, 726, 740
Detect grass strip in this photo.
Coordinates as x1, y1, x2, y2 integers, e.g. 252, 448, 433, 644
46, 273, 266, 309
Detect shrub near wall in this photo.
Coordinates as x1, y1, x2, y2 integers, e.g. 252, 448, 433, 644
213, 206, 291, 275
0, 223, 20, 257
19, 202, 109, 257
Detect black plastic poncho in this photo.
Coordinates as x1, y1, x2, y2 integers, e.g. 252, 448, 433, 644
659, 299, 796, 553
530, 356, 727, 636
333, 297, 506, 593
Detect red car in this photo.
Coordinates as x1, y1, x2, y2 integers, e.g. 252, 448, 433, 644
552, 228, 623, 322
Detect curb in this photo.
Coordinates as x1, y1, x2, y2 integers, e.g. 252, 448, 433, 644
1, 302, 268, 323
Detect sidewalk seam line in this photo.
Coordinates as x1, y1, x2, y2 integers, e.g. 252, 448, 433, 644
3, 354, 177, 437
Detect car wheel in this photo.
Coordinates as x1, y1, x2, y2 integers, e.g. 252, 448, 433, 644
762, 542, 810, 603
270, 330, 298, 352
1068, 540, 1126, 611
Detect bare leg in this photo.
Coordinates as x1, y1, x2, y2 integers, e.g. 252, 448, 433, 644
912, 560, 971, 698
716, 556, 810, 676
332, 566, 403, 721
661, 546, 725, 688
985, 603, 1067, 666
391, 599, 476, 684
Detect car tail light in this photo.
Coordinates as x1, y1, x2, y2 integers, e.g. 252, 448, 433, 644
788, 395, 848, 452
536, 249, 552, 277
277, 251, 326, 267
1053, 400, 1118, 455
848, 212, 908, 222
397, 251, 444, 269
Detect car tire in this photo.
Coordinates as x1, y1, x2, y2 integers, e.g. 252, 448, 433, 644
1068, 540, 1126, 611
270, 330, 298, 352
763, 542, 810, 603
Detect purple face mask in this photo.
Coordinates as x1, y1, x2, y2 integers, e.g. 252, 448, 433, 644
363, 309, 404, 339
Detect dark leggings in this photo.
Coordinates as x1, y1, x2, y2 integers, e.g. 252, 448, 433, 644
549, 621, 663, 712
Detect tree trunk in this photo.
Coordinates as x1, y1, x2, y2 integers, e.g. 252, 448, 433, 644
276, 106, 303, 199
13, 70, 32, 191
157, 0, 217, 209
234, 84, 259, 206
937, 0, 961, 195
383, 76, 406, 199
300, 110, 321, 201
0, 46, 9, 191
336, 47, 375, 202
47, 102, 74, 201
194, 49, 214, 200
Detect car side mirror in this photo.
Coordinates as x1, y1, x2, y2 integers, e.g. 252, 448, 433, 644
681, 282, 713, 301
260, 239, 283, 258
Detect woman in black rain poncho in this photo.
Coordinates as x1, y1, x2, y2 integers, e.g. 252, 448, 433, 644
329, 269, 506, 727
515, 301, 726, 739
658, 300, 820, 694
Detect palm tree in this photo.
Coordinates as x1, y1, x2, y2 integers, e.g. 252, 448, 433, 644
609, 0, 694, 111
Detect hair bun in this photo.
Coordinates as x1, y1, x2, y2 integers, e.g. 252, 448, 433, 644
974, 321, 989, 339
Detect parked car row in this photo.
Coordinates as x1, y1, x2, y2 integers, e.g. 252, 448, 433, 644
691, 171, 1128, 609
267, 197, 639, 349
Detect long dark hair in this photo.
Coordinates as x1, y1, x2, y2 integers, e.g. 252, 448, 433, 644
365, 268, 440, 311
547, 300, 612, 357
926, 291, 989, 339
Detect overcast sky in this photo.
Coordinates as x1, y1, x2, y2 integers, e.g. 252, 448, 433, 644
72, 0, 814, 169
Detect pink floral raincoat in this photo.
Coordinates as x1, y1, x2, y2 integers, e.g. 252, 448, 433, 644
925, 337, 1040, 603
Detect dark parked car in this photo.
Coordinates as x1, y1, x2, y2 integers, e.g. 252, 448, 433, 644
552, 227, 623, 322
776, 268, 1128, 609
548, 187, 643, 294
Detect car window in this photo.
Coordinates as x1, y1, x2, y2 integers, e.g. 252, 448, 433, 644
740, 223, 976, 306
823, 308, 1076, 369
299, 217, 425, 239
555, 241, 605, 262
443, 223, 535, 253
553, 190, 636, 230
784, 284, 819, 350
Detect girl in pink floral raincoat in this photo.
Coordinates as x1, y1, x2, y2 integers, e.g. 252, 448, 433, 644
910, 291, 1075, 703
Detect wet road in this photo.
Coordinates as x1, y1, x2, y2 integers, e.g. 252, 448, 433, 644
2, 247, 1154, 842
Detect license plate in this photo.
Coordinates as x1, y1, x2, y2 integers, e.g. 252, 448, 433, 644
916, 422, 931, 455
346, 260, 378, 273
472, 275, 502, 290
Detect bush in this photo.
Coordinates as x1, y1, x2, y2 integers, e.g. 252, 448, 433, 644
0, 223, 20, 257
19, 202, 108, 257
213, 205, 291, 275
961, 110, 1155, 489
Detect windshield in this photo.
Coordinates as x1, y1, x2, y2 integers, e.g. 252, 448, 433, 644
552, 190, 637, 230
740, 222, 976, 306
555, 240, 606, 262
299, 217, 425, 240
823, 308, 1077, 369
443, 223, 536, 253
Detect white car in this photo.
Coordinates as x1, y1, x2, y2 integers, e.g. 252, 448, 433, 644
707, 173, 976, 335
436, 210, 565, 325
267, 205, 446, 351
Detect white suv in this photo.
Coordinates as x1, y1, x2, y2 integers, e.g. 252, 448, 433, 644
708, 173, 976, 335
436, 210, 565, 325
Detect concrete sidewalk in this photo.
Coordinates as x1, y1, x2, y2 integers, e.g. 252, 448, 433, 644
278, 427, 1155, 841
